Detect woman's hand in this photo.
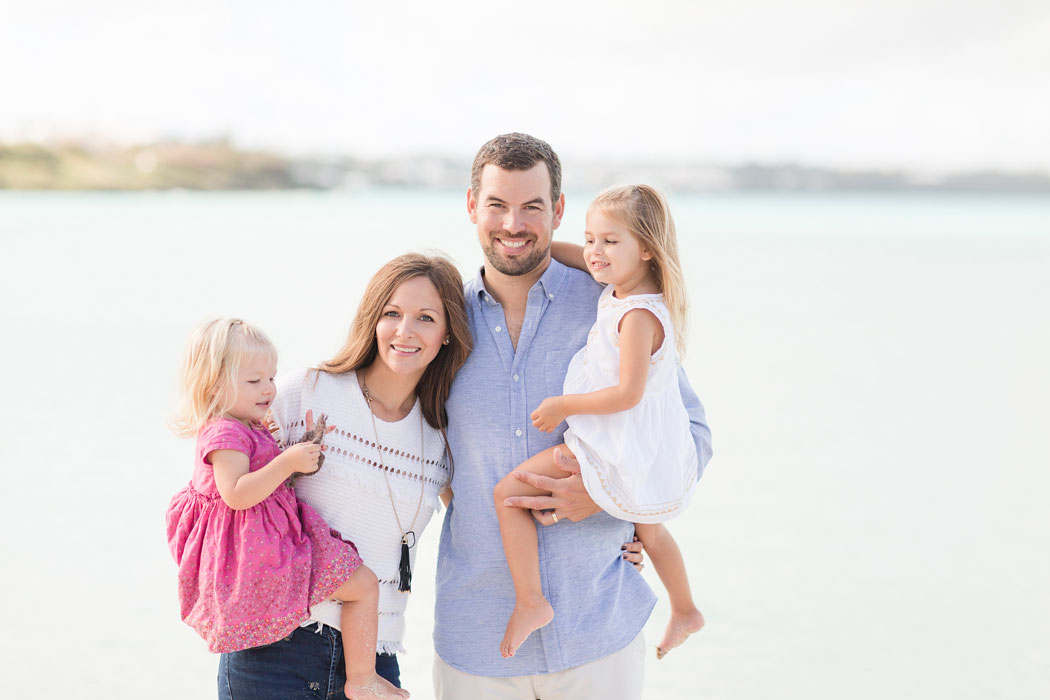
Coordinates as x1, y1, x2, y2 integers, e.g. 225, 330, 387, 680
622, 535, 645, 571
302, 409, 337, 438
531, 396, 568, 433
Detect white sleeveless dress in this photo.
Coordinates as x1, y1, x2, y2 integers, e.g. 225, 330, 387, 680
562, 286, 697, 524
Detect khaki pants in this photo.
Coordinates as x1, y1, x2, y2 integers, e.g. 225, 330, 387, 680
433, 631, 646, 700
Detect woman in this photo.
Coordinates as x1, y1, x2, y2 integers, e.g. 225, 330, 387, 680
217, 253, 472, 699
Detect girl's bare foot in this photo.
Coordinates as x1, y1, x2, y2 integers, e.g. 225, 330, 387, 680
656, 609, 705, 659
344, 673, 410, 699
500, 595, 555, 658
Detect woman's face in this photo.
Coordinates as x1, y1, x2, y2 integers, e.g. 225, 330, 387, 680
373, 276, 448, 378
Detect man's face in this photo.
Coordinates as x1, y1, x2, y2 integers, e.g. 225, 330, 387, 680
467, 163, 564, 277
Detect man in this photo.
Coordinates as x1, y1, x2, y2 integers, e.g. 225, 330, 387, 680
435, 133, 712, 699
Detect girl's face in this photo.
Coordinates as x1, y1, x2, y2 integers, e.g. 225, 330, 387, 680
584, 209, 653, 290
221, 353, 277, 424
374, 276, 448, 379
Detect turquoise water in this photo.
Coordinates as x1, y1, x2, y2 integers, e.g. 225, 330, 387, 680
1, 190, 1047, 699
3, 189, 1048, 255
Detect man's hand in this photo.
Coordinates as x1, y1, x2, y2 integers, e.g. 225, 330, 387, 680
502, 448, 647, 570
530, 396, 568, 433
503, 447, 599, 524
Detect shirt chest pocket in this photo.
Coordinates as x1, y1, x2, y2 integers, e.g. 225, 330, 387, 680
544, 350, 573, 398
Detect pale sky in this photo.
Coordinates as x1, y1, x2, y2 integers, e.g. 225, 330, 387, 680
2, 0, 1048, 171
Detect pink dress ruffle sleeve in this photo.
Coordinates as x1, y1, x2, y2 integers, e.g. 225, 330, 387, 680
166, 418, 362, 653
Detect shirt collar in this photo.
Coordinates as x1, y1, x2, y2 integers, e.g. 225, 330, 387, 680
469, 259, 567, 306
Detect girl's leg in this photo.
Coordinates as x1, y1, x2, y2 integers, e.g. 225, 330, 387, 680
634, 523, 706, 659
329, 565, 410, 699
374, 653, 401, 688
492, 445, 572, 658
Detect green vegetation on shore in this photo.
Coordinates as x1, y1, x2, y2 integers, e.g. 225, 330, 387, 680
3, 140, 1049, 193
0, 140, 304, 190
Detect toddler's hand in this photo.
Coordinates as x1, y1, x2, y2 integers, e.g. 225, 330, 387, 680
531, 397, 567, 433
284, 441, 324, 475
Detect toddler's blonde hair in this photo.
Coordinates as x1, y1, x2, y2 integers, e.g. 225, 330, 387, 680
588, 184, 689, 354
171, 317, 277, 437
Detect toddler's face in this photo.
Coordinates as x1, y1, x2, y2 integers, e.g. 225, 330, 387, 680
222, 353, 277, 424
583, 209, 652, 289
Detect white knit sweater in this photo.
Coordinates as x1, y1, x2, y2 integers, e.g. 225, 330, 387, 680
270, 369, 448, 654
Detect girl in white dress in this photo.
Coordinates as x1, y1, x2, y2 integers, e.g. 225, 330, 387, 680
494, 185, 705, 660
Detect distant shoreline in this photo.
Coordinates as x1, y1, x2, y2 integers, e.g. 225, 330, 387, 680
3, 140, 1048, 194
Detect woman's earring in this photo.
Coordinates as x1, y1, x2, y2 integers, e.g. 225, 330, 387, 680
442, 337, 450, 345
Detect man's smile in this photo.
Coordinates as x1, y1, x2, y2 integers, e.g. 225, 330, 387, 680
495, 237, 532, 253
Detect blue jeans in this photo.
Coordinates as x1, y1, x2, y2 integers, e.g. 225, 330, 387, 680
217, 625, 401, 699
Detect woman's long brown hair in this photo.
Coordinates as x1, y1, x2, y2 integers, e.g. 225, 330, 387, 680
316, 253, 472, 433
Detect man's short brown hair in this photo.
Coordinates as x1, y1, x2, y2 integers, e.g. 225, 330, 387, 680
470, 133, 562, 204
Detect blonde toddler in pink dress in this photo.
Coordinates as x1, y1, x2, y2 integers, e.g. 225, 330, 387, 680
165, 318, 409, 700
167, 416, 362, 652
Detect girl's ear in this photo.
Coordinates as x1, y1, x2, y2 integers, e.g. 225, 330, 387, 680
640, 247, 653, 261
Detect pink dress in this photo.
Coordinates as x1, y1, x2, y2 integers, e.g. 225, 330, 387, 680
166, 418, 363, 653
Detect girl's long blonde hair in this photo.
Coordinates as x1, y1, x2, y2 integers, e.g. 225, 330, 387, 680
171, 318, 277, 437
317, 253, 472, 432
589, 184, 689, 354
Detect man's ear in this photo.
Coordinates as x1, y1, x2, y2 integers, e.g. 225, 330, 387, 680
467, 187, 478, 224
551, 192, 566, 230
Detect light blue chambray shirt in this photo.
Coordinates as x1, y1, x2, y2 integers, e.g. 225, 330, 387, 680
434, 259, 713, 677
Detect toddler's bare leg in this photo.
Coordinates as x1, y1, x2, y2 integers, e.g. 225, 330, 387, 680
635, 523, 705, 659
492, 445, 571, 658
330, 565, 410, 698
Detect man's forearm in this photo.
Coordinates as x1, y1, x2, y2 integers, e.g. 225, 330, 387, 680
676, 365, 713, 479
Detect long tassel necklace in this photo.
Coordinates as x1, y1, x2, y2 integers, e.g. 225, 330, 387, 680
361, 377, 426, 593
